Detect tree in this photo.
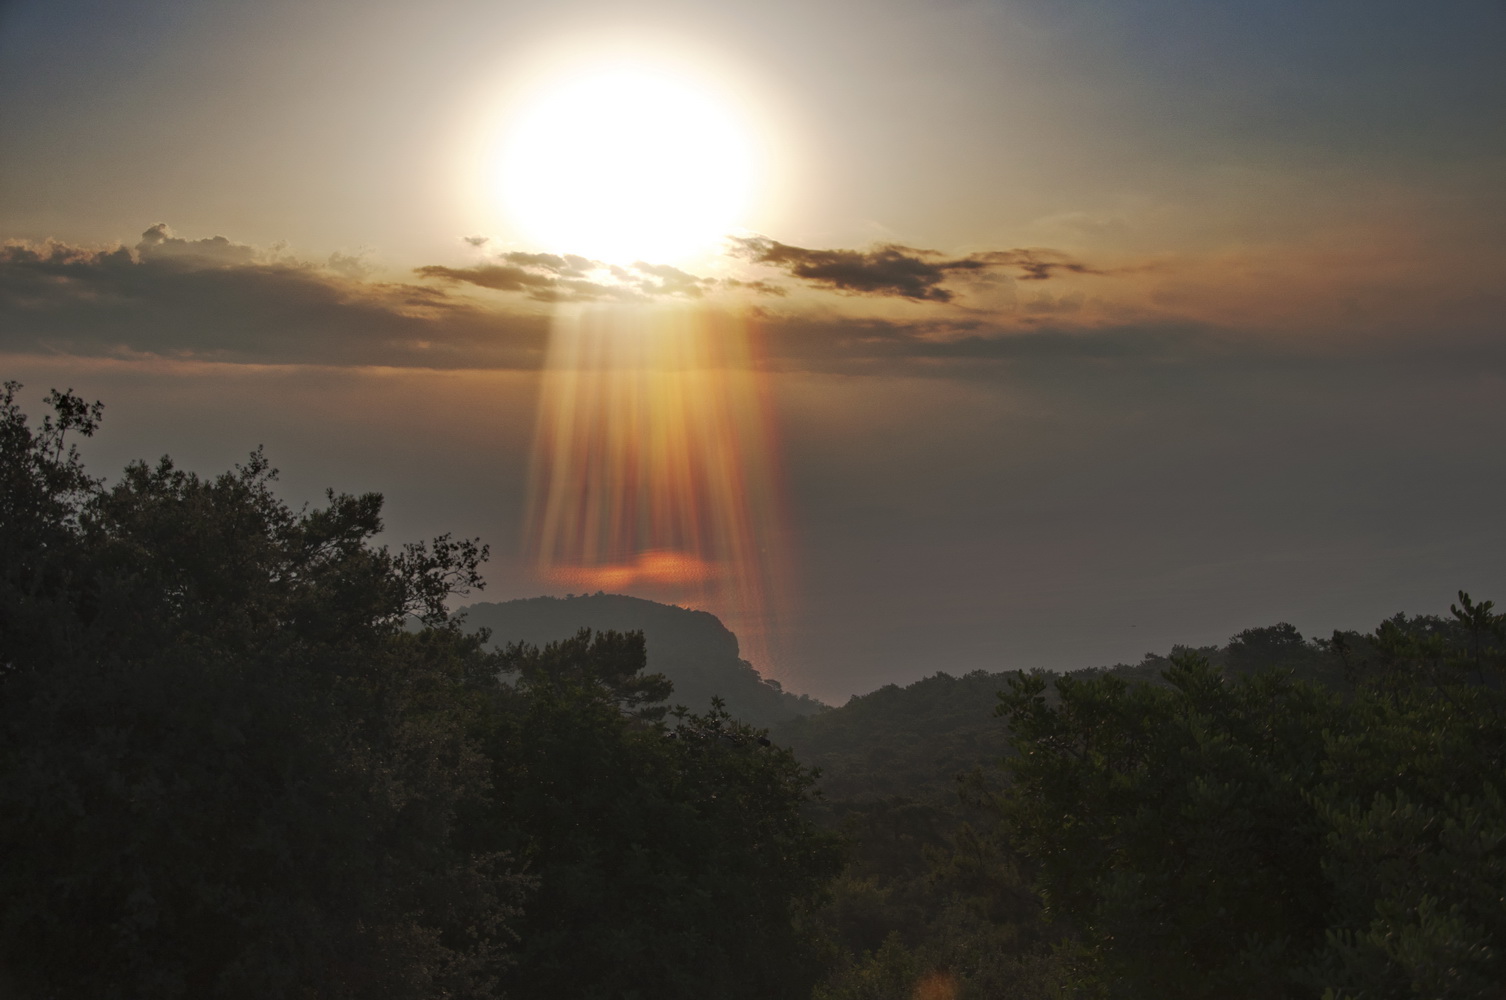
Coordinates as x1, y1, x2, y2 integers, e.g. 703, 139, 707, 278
1312, 594, 1506, 1000
997, 596, 1506, 1000
465, 630, 844, 1000
999, 655, 1339, 999
0, 383, 525, 998
1226, 622, 1307, 673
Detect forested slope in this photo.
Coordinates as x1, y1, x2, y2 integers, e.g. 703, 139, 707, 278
0, 385, 838, 1000
774, 622, 1346, 804
772, 670, 1013, 801
793, 609, 1506, 1000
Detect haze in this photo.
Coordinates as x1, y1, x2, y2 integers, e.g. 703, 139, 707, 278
3, 0, 1503, 701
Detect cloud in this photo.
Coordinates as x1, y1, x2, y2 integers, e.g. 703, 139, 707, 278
730, 237, 963, 301
327, 250, 375, 280
630, 261, 714, 297
501, 251, 596, 277
414, 264, 559, 295
722, 277, 787, 296
730, 236, 1105, 301
0, 228, 547, 370
136, 222, 258, 267
10, 224, 1499, 380
415, 251, 714, 302
425, 236, 1098, 306
0, 226, 1163, 376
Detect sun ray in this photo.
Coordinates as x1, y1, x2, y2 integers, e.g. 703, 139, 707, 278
523, 302, 791, 675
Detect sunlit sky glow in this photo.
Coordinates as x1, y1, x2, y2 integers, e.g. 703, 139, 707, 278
525, 303, 788, 667
2, 0, 1503, 698
490, 61, 760, 263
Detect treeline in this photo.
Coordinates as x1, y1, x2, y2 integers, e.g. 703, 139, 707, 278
1001, 607, 1506, 998
0, 384, 838, 999
5, 383, 1503, 999
795, 606, 1506, 999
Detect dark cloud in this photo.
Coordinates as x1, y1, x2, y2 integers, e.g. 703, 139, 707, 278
730, 236, 1105, 301
721, 277, 787, 296
413, 264, 559, 295
415, 254, 713, 303
11, 226, 1499, 381
0, 227, 1160, 376
970, 248, 1108, 281
0, 230, 547, 370
416, 262, 627, 303
730, 237, 961, 301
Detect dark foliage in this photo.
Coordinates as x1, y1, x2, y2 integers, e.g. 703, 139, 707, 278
999, 596, 1506, 1000
0, 383, 522, 998
465, 631, 843, 1000
1, 382, 843, 999
773, 670, 1013, 802
794, 609, 1506, 1000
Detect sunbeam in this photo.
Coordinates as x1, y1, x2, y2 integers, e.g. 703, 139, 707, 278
523, 302, 791, 675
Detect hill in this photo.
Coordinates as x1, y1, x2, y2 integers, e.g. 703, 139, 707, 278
771, 669, 1016, 801
457, 593, 827, 728
772, 620, 1368, 802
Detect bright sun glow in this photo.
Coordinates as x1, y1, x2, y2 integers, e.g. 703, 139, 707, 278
495, 65, 758, 264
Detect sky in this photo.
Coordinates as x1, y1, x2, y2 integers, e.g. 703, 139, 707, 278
3, 0, 1504, 701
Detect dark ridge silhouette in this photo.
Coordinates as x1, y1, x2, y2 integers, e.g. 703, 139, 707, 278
772, 669, 1016, 802
458, 593, 827, 727
769, 621, 1374, 802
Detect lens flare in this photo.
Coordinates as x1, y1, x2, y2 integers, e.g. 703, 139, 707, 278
523, 303, 791, 674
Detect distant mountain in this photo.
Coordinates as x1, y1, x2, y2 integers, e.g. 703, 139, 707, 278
460, 598, 1368, 796
771, 620, 1364, 802
457, 593, 827, 728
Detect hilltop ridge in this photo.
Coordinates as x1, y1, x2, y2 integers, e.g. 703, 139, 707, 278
458, 593, 827, 728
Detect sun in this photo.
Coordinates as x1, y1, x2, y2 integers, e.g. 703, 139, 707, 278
493, 63, 759, 264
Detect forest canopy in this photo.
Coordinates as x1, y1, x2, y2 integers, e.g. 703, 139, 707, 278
0, 384, 837, 999
997, 603, 1506, 999
3, 382, 1501, 1000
